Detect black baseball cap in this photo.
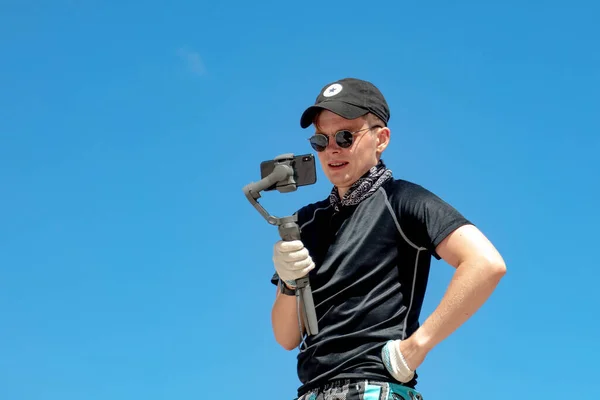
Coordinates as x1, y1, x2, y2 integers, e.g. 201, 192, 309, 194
300, 77, 390, 129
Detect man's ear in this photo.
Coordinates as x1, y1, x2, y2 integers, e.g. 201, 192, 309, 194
376, 127, 390, 154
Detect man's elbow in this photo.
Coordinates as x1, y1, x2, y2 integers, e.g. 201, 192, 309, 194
458, 250, 506, 282
482, 253, 507, 281
491, 261, 507, 284
275, 335, 300, 351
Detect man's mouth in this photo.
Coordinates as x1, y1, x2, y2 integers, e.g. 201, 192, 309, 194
328, 162, 349, 169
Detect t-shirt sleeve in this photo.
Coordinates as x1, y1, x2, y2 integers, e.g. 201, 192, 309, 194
397, 182, 473, 260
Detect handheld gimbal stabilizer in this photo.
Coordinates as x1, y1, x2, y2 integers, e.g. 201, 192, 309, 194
242, 153, 319, 336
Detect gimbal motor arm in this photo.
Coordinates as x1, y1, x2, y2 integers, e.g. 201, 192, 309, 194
242, 153, 319, 336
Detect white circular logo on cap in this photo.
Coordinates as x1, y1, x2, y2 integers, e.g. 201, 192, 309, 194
323, 83, 342, 97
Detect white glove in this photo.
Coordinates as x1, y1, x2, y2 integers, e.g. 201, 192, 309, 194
381, 339, 415, 383
273, 240, 315, 289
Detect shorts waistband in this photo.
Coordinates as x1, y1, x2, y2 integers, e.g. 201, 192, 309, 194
297, 379, 422, 400
321, 378, 390, 390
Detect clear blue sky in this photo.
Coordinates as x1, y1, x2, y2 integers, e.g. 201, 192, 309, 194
1, 1, 598, 399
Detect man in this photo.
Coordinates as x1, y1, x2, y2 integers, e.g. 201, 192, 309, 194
270, 78, 506, 400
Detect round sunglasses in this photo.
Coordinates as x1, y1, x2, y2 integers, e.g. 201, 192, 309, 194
308, 126, 382, 152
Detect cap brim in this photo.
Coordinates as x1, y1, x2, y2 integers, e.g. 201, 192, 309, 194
300, 101, 368, 129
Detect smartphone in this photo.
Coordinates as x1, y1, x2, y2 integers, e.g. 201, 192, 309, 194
260, 153, 317, 191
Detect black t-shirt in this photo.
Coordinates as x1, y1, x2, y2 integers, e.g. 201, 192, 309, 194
270, 178, 472, 396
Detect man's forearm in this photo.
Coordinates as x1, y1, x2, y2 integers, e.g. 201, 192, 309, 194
410, 258, 506, 354
271, 288, 304, 350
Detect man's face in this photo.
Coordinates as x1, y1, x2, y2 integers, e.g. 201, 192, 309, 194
313, 110, 389, 197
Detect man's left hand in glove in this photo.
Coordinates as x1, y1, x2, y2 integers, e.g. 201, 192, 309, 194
381, 336, 428, 383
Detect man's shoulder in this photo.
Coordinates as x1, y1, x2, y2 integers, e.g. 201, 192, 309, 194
382, 177, 455, 218
385, 177, 422, 191
383, 177, 435, 203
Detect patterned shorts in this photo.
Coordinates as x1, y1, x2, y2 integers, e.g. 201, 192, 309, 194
296, 379, 423, 400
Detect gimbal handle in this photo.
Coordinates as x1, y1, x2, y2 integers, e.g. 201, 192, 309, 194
277, 216, 319, 337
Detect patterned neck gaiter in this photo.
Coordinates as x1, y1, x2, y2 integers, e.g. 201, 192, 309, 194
329, 159, 394, 212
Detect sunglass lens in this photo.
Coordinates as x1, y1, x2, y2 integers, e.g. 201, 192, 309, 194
309, 134, 328, 152
336, 130, 354, 148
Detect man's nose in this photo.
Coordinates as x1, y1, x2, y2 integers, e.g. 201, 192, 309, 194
325, 137, 341, 153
